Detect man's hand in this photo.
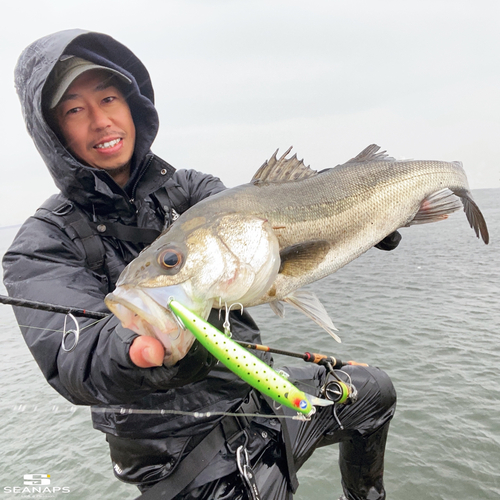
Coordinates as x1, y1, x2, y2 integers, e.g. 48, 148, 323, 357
129, 336, 165, 368
374, 230, 402, 251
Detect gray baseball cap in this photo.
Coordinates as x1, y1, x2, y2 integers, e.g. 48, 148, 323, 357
45, 55, 132, 109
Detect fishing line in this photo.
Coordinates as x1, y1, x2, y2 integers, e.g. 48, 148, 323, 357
16, 316, 109, 335
4, 295, 360, 419
7, 404, 311, 421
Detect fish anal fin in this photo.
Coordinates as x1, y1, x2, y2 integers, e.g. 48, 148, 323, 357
252, 148, 318, 183
279, 241, 331, 277
269, 300, 285, 318
284, 290, 341, 343
408, 189, 463, 226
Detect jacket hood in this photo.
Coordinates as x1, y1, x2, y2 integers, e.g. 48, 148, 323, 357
15, 29, 160, 212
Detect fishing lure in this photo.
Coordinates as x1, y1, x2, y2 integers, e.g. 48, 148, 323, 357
168, 299, 333, 416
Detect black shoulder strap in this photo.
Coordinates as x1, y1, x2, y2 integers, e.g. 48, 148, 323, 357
86, 221, 160, 245
36, 196, 164, 274
154, 181, 190, 216
35, 196, 107, 272
149, 155, 190, 217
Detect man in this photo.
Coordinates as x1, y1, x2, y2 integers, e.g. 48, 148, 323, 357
3, 29, 397, 499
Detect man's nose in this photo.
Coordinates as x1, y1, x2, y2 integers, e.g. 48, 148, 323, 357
90, 106, 113, 130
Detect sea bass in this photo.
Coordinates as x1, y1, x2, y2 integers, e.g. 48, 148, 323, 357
105, 145, 489, 365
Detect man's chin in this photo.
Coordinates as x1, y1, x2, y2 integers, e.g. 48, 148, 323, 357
92, 161, 131, 185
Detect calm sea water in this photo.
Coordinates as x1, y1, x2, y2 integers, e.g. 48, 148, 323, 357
1, 189, 498, 500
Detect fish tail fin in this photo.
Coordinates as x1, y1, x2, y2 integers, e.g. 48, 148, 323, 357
454, 189, 490, 244
284, 290, 341, 343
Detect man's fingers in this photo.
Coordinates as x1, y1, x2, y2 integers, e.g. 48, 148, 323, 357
129, 336, 164, 368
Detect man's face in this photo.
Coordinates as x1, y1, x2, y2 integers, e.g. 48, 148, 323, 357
53, 69, 136, 185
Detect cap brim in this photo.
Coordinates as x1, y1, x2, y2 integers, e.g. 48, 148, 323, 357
49, 64, 132, 109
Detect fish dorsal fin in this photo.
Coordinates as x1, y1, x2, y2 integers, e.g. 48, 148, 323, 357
345, 144, 396, 164
252, 147, 318, 183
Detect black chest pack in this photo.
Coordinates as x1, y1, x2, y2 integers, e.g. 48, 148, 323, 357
34, 185, 190, 275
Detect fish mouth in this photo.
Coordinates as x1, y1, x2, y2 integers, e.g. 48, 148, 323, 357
105, 285, 201, 366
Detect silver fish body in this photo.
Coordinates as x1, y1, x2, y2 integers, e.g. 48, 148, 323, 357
105, 145, 489, 365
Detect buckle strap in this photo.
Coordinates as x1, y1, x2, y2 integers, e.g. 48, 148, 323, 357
136, 424, 226, 500
262, 395, 300, 494
137, 393, 261, 500
221, 390, 261, 453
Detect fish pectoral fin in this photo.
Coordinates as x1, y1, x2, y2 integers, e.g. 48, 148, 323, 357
284, 290, 341, 343
279, 241, 331, 277
408, 188, 463, 226
344, 144, 396, 164
252, 147, 318, 183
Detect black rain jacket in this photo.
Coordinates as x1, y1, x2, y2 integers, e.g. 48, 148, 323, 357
3, 29, 273, 484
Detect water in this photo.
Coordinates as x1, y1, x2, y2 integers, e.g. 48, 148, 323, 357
1, 189, 499, 499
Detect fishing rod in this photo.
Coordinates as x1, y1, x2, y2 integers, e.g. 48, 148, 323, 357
0, 294, 108, 320
1, 293, 362, 404
1, 294, 363, 365
236, 340, 366, 370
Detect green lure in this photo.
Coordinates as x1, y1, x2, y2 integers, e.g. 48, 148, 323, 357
168, 299, 333, 416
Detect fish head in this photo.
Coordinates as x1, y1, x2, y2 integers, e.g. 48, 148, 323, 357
105, 213, 280, 366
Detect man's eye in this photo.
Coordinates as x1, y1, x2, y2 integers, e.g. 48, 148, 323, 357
102, 96, 116, 104
66, 107, 81, 115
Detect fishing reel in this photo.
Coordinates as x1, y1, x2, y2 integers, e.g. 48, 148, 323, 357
321, 360, 358, 405
323, 379, 356, 404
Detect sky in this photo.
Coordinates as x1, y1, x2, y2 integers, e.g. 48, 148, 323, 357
1, 0, 499, 227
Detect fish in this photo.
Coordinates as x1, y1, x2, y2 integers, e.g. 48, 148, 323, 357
105, 144, 489, 366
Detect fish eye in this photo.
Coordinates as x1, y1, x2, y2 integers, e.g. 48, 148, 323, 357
157, 247, 183, 273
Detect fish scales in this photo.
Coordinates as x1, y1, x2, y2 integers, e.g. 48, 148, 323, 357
178, 158, 472, 301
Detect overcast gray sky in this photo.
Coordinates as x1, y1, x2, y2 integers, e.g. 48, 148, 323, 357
1, 0, 499, 227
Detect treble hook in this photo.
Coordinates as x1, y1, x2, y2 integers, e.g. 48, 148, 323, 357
167, 297, 187, 336
223, 302, 244, 337
61, 313, 80, 352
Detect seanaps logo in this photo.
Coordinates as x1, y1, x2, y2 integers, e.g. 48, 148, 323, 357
3, 474, 71, 495
24, 474, 51, 485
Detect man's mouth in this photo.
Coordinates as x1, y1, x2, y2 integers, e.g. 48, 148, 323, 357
94, 138, 122, 150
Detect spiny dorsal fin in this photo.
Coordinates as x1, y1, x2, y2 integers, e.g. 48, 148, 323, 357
345, 144, 396, 164
252, 147, 317, 183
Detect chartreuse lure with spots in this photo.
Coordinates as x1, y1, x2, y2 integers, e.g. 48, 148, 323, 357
168, 299, 333, 416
